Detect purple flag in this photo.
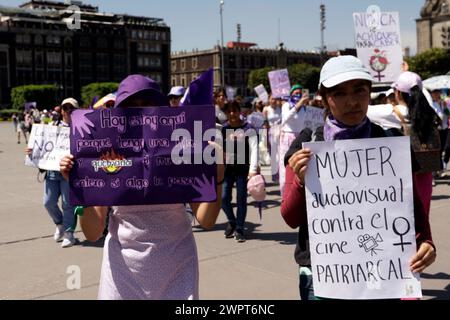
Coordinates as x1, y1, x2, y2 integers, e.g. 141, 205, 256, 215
181, 68, 214, 106
24, 102, 37, 111
70, 106, 217, 206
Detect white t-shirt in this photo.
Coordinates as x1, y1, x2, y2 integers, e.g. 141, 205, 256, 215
281, 101, 306, 133
367, 104, 408, 130
215, 105, 228, 125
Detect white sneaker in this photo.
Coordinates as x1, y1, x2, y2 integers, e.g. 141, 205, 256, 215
61, 232, 76, 248
53, 225, 65, 242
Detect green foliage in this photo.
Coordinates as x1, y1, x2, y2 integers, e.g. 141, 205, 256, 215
287, 64, 321, 92
406, 48, 450, 80
81, 82, 119, 107
247, 67, 273, 94
10, 85, 58, 110
0, 109, 20, 120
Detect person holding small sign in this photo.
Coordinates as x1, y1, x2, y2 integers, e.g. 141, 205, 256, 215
281, 56, 436, 300
279, 85, 310, 196
60, 75, 224, 300
26, 98, 78, 248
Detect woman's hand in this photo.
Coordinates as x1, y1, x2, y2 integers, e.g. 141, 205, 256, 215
295, 95, 310, 111
25, 147, 32, 156
288, 148, 312, 186
410, 242, 436, 273
60, 154, 75, 181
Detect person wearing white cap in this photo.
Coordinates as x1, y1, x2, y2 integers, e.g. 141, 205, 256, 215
26, 97, 79, 248
280, 56, 436, 300
168, 86, 185, 107
392, 71, 442, 213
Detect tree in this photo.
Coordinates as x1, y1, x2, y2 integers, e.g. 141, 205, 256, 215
10, 84, 58, 110
287, 64, 321, 92
81, 82, 119, 107
406, 48, 450, 80
247, 67, 273, 95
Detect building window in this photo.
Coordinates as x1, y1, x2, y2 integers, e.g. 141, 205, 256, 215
97, 38, 108, 49
16, 34, 30, 44
244, 56, 251, 68
80, 36, 91, 48
254, 56, 260, 68
114, 39, 125, 50
34, 35, 43, 46
172, 77, 176, 86
192, 57, 198, 69
46, 35, 61, 46
47, 51, 61, 68
16, 50, 32, 68
161, 32, 167, 41
138, 56, 144, 67
64, 37, 72, 48
150, 57, 161, 67
171, 61, 176, 72
181, 59, 186, 71
65, 53, 73, 69
35, 51, 44, 68
132, 30, 137, 39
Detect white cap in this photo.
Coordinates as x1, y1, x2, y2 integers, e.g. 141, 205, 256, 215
168, 86, 185, 97
61, 98, 79, 109
319, 55, 373, 89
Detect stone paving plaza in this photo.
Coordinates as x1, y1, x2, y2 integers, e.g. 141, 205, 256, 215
0, 121, 449, 300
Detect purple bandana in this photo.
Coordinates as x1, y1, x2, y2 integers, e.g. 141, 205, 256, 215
324, 116, 372, 141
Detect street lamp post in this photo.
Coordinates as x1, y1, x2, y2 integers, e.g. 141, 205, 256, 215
220, 1, 225, 87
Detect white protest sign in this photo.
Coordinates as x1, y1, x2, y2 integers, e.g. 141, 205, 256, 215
353, 11, 403, 83
268, 69, 291, 98
303, 136, 421, 299
302, 106, 325, 131
25, 124, 70, 171
254, 84, 269, 104
225, 86, 237, 101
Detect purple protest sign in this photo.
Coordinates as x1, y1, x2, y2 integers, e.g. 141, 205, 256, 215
69, 105, 217, 206
25, 102, 37, 111
268, 69, 291, 98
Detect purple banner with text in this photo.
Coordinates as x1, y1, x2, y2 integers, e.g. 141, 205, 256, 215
70, 106, 217, 206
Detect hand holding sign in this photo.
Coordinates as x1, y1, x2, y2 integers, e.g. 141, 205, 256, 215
288, 148, 312, 186
410, 242, 436, 273
60, 154, 75, 181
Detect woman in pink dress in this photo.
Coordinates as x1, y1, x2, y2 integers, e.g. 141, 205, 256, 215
61, 75, 224, 300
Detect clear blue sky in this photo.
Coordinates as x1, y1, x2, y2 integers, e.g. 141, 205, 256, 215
1, 0, 425, 54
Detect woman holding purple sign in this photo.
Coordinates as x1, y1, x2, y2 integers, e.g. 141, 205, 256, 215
60, 75, 224, 300
280, 56, 436, 300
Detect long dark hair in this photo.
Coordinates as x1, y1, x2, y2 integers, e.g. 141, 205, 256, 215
401, 86, 437, 144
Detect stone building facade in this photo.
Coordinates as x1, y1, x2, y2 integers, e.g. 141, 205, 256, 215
171, 42, 323, 97
417, 0, 450, 53
0, 0, 171, 106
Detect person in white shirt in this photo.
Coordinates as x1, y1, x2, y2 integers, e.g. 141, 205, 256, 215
279, 85, 310, 195
214, 88, 228, 125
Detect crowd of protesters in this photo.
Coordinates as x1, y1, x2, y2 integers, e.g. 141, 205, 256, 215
9, 54, 449, 300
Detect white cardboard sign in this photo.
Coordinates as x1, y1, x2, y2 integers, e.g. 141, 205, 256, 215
353, 11, 403, 83
303, 136, 421, 299
25, 124, 70, 171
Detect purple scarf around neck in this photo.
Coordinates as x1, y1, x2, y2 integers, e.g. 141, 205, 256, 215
324, 116, 372, 141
